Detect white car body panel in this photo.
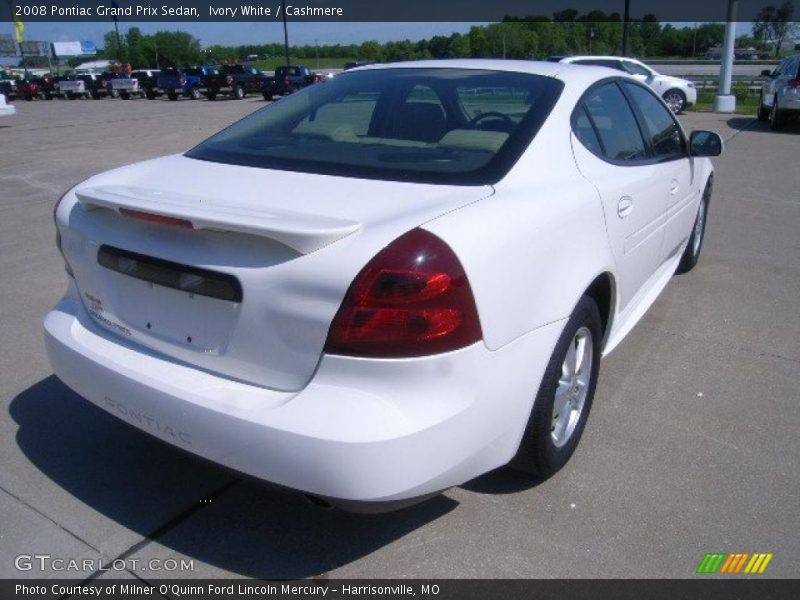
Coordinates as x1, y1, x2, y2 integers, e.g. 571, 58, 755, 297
46, 59, 716, 505
0, 93, 14, 117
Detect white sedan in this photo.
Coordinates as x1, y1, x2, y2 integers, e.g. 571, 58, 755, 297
45, 60, 722, 511
554, 55, 698, 114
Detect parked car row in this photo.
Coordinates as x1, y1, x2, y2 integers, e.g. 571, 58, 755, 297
2, 64, 332, 104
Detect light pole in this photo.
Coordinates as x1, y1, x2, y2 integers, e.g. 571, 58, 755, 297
281, 0, 290, 67
622, 0, 631, 56
713, 0, 738, 113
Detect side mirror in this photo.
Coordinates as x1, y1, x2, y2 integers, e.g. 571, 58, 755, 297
689, 130, 723, 157
761, 69, 773, 77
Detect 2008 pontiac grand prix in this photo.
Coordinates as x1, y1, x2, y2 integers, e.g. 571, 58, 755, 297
45, 60, 722, 511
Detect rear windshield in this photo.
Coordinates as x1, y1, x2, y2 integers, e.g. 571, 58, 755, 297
186, 68, 562, 185
184, 67, 204, 76
162, 67, 180, 76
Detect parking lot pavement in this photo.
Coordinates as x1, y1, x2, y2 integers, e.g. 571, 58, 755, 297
0, 99, 798, 580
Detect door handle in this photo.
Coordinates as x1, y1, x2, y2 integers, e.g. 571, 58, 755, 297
617, 196, 633, 218
670, 179, 680, 195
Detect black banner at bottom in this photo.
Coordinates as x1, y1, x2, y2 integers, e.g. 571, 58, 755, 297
3, 579, 799, 600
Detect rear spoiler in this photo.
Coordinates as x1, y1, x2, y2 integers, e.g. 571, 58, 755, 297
75, 185, 361, 254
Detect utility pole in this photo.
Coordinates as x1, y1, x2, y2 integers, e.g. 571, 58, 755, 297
281, 0, 290, 67
622, 0, 631, 56
713, 0, 738, 113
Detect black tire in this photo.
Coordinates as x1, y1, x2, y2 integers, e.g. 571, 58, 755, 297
91, 91, 101, 100
757, 92, 769, 121
207, 91, 217, 101
145, 90, 156, 100
167, 92, 179, 101
189, 87, 201, 100
676, 179, 712, 274
66, 93, 75, 100
120, 91, 130, 100
232, 85, 245, 100
262, 92, 272, 101
511, 296, 602, 478
770, 99, 785, 131
663, 89, 686, 114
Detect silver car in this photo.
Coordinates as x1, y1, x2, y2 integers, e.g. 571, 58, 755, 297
758, 55, 800, 130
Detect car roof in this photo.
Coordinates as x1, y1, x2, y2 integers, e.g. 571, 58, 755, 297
560, 55, 641, 63
351, 58, 629, 88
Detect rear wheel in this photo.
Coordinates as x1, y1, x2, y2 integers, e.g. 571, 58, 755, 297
511, 296, 602, 478
232, 85, 245, 100
663, 89, 686, 114
676, 180, 711, 274
167, 92, 179, 101
207, 91, 217, 101
757, 92, 769, 121
120, 91, 130, 100
770, 99, 785, 131
189, 87, 201, 100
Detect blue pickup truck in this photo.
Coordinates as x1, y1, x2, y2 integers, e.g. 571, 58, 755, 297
157, 66, 218, 100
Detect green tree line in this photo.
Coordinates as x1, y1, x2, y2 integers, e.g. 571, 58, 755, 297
98, 4, 796, 68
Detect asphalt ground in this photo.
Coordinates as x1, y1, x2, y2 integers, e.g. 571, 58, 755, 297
0, 94, 798, 582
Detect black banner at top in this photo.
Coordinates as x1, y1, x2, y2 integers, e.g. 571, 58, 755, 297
0, 0, 795, 22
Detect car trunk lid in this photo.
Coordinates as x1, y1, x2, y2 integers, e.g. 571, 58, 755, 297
60, 154, 491, 391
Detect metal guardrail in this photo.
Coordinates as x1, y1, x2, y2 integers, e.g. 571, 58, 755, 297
688, 76, 766, 96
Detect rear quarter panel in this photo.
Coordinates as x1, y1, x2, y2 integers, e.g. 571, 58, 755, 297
423, 100, 616, 351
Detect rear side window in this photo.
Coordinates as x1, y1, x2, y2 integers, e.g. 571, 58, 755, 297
573, 106, 603, 155
622, 61, 651, 77
623, 82, 685, 160
580, 83, 647, 161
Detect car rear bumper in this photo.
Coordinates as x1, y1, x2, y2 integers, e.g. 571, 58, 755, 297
44, 284, 563, 504
779, 90, 800, 111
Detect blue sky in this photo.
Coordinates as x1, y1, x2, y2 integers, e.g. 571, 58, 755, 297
10, 22, 484, 48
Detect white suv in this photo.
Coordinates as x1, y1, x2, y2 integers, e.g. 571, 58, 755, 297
554, 55, 697, 113
758, 54, 800, 130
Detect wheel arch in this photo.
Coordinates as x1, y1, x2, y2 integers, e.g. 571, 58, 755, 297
584, 272, 616, 348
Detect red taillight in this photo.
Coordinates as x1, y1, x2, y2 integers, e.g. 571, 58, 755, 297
787, 79, 800, 89
324, 228, 482, 358
119, 208, 193, 229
